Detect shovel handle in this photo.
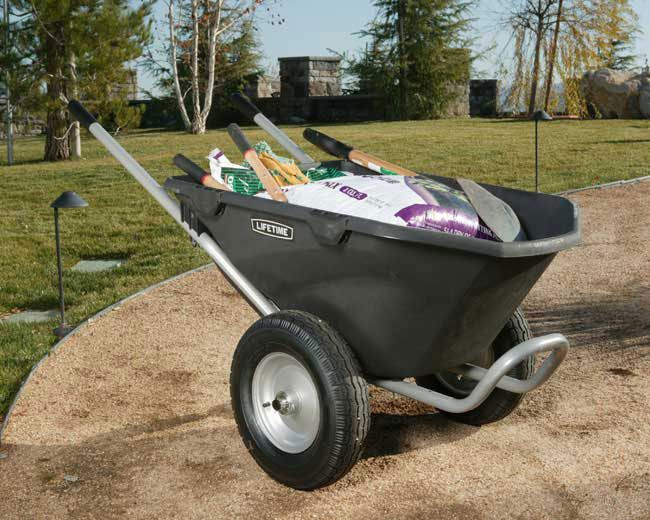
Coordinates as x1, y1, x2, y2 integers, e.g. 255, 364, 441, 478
227, 124, 287, 202
303, 128, 417, 177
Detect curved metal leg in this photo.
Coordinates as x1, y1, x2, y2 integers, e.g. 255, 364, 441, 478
370, 333, 569, 414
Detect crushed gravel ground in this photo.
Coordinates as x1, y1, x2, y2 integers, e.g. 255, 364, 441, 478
1, 182, 649, 519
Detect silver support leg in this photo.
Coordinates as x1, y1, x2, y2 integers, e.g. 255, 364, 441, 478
370, 333, 569, 414
88, 123, 279, 317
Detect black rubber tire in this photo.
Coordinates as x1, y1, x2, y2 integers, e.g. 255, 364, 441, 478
230, 310, 370, 490
416, 308, 534, 426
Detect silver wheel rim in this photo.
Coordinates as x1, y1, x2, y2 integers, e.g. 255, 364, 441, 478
251, 352, 320, 454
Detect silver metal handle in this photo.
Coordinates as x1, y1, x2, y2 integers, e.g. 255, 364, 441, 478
85, 123, 279, 317
370, 333, 569, 414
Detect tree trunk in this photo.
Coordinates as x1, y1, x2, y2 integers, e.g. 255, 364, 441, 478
45, 112, 70, 161
544, 0, 563, 112
528, 12, 545, 115
397, 0, 408, 120
191, 115, 206, 134
43, 19, 70, 161
69, 54, 81, 158
44, 70, 70, 161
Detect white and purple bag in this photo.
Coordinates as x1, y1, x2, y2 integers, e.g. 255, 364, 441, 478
258, 174, 498, 241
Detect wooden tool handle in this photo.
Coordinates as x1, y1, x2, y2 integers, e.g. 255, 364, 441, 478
245, 152, 288, 202
227, 124, 287, 202
349, 150, 418, 177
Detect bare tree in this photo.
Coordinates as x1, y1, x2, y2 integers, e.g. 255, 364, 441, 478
167, 0, 265, 135
506, 0, 558, 114
543, 0, 563, 111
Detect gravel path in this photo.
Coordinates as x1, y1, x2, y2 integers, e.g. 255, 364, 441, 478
1, 183, 649, 519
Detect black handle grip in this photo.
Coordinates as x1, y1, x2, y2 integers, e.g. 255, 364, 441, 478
68, 100, 97, 129
173, 154, 208, 184
231, 93, 261, 121
303, 128, 353, 160
227, 124, 253, 155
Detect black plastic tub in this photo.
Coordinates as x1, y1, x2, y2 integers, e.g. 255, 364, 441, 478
165, 161, 581, 379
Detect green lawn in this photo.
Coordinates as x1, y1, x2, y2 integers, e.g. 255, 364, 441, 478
1, 118, 649, 419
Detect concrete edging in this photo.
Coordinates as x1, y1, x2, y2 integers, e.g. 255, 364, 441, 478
556, 175, 650, 196
0, 263, 214, 444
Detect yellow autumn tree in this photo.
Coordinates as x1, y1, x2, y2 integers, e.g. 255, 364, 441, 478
501, 0, 638, 116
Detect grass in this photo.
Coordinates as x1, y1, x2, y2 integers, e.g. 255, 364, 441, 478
1, 117, 649, 419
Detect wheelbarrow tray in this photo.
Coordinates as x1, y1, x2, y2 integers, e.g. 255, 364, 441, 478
165, 160, 580, 379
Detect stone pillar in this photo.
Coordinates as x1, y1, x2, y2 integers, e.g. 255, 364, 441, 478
470, 80, 500, 117
279, 56, 342, 98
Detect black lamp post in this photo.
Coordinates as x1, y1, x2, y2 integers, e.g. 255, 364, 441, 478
51, 191, 88, 339
532, 110, 553, 193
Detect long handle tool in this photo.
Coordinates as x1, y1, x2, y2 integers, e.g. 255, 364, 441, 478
173, 154, 230, 191
231, 92, 320, 170
303, 128, 524, 242
303, 128, 417, 177
227, 123, 288, 202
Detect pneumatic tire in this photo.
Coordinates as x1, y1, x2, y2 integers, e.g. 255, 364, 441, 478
416, 308, 535, 426
230, 310, 370, 490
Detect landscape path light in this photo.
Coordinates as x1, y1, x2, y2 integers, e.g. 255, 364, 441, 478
51, 191, 88, 339
532, 110, 553, 193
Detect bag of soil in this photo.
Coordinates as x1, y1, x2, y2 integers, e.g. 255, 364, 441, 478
258, 174, 499, 241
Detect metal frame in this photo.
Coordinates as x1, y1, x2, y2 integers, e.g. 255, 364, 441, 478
84, 114, 569, 415
370, 333, 569, 414
87, 123, 279, 317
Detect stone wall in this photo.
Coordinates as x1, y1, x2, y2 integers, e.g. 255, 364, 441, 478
255, 95, 385, 123
244, 75, 280, 99
279, 56, 342, 98
470, 80, 499, 117
446, 84, 470, 118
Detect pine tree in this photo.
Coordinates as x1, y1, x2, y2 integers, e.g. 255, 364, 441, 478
11, 0, 152, 161
349, 0, 474, 120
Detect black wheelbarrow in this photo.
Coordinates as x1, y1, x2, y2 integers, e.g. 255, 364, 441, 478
69, 100, 580, 491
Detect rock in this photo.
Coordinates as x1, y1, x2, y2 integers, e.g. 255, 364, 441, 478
63, 475, 79, 483
581, 68, 650, 119
0, 452, 8, 460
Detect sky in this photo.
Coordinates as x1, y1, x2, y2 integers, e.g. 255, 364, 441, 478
138, 0, 650, 95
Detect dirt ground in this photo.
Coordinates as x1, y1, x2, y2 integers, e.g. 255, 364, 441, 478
1, 182, 649, 519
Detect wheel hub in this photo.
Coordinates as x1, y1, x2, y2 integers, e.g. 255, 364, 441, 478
269, 391, 300, 416
252, 352, 320, 454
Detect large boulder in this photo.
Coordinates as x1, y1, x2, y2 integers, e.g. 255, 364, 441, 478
581, 68, 650, 119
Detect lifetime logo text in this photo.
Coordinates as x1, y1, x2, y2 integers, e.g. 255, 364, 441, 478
251, 219, 294, 241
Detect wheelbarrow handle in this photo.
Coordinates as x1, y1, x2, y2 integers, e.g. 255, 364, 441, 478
66, 99, 278, 317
